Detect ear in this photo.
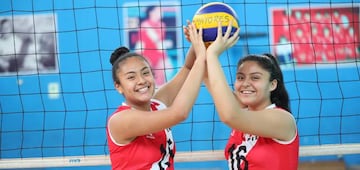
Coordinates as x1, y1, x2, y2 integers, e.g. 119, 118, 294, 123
114, 82, 123, 94
270, 79, 278, 92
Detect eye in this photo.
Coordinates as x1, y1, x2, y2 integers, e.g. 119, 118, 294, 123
126, 74, 136, 80
143, 70, 150, 76
251, 76, 260, 81
236, 75, 244, 81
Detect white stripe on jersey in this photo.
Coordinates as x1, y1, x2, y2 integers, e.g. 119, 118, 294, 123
228, 133, 258, 170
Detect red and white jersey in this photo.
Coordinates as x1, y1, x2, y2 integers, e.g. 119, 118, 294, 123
106, 99, 175, 170
224, 104, 299, 170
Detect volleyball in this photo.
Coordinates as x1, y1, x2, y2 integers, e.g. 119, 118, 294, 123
192, 2, 239, 46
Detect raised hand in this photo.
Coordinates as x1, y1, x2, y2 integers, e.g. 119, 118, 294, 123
183, 20, 192, 43
187, 22, 206, 61
207, 21, 240, 57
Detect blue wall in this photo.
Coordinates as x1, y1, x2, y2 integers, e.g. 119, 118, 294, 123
0, 0, 359, 169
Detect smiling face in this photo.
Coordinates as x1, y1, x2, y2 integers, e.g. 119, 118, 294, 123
115, 56, 155, 109
234, 60, 277, 111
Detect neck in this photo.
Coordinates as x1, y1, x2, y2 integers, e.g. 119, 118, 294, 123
123, 102, 151, 111
248, 102, 274, 111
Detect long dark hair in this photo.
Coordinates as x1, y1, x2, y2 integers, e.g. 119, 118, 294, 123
109, 46, 150, 84
237, 53, 291, 113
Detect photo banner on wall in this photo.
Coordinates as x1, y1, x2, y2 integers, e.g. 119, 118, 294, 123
0, 13, 58, 75
270, 5, 359, 67
122, 1, 182, 86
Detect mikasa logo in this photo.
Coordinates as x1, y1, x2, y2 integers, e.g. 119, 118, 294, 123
146, 133, 155, 139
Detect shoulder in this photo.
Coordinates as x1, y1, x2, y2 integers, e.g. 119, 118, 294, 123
272, 105, 298, 142
273, 106, 296, 122
114, 105, 131, 114
269, 104, 294, 119
272, 106, 297, 130
108, 105, 131, 120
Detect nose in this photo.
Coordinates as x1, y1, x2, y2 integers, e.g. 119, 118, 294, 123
137, 74, 147, 84
242, 78, 251, 87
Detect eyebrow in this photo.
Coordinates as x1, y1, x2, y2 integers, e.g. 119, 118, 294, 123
124, 66, 149, 75
237, 72, 264, 75
141, 66, 150, 72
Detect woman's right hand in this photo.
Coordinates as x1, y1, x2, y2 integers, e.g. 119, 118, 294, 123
187, 22, 206, 61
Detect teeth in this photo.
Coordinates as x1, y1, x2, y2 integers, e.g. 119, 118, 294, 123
241, 90, 253, 94
138, 87, 148, 93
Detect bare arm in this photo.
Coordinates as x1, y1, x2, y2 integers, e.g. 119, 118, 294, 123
153, 45, 196, 106
206, 23, 296, 141
109, 23, 207, 144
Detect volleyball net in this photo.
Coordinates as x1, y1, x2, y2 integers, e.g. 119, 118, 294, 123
0, 0, 360, 169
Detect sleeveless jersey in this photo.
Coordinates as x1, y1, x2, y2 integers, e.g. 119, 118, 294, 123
106, 99, 175, 170
224, 104, 299, 170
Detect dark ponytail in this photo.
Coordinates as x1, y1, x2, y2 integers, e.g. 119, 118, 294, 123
263, 53, 290, 113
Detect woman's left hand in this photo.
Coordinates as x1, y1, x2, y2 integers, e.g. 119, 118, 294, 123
207, 21, 240, 57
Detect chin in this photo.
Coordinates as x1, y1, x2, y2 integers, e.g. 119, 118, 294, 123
239, 100, 252, 106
